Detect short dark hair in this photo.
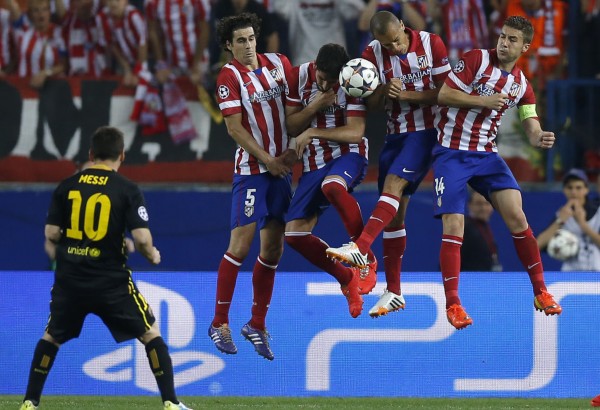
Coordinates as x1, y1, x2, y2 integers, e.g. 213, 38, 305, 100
315, 43, 350, 80
370, 10, 400, 36
503, 16, 534, 44
216, 12, 262, 52
91, 126, 124, 161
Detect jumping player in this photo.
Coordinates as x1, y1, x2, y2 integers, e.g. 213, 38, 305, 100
432, 16, 562, 329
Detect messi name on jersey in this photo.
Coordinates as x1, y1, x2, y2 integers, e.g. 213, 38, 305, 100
79, 175, 109, 185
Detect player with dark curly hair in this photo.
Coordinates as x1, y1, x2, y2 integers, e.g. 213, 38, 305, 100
208, 12, 295, 361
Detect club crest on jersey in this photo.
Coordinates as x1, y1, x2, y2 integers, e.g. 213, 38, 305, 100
417, 55, 429, 69
218, 85, 230, 100
508, 82, 521, 97
244, 205, 254, 217
269, 67, 283, 81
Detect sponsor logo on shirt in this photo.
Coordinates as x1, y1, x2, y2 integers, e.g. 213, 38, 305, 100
249, 84, 286, 103
399, 67, 431, 84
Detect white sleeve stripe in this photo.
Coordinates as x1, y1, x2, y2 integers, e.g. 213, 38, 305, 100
219, 100, 241, 109
448, 73, 471, 93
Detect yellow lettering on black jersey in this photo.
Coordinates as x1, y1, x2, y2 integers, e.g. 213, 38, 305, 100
78, 174, 109, 185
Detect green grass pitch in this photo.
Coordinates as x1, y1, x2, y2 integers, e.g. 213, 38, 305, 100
0, 396, 591, 409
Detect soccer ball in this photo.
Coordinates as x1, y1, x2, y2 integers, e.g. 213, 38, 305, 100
547, 229, 579, 261
339, 58, 380, 98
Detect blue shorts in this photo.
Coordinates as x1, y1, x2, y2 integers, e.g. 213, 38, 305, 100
230, 173, 292, 230
431, 145, 520, 217
378, 128, 437, 195
286, 153, 367, 222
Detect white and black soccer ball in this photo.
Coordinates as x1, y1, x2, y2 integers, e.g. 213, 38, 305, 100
339, 58, 380, 98
547, 229, 579, 261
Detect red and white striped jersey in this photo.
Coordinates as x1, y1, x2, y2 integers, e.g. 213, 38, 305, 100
0, 9, 11, 70
437, 49, 536, 152
362, 28, 451, 135
96, 5, 146, 68
62, 10, 106, 76
145, 0, 210, 71
216, 53, 294, 175
287, 61, 368, 172
15, 23, 66, 76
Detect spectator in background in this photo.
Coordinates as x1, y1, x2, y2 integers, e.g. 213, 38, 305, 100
146, 0, 211, 85
61, 0, 106, 76
462, 191, 502, 271
1, 0, 21, 76
271, 0, 364, 66
536, 169, 600, 271
14, 0, 66, 87
96, 0, 147, 87
434, 0, 489, 66
503, 0, 568, 93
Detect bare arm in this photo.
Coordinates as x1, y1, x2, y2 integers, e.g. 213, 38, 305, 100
224, 113, 291, 177
357, 0, 377, 31
190, 19, 210, 84
44, 224, 61, 261
5, 0, 21, 21
295, 115, 366, 157
536, 217, 566, 249
398, 1, 426, 31
285, 89, 336, 136
437, 82, 508, 110
54, 0, 67, 21
521, 117, 555, 149
573, 202, 600, 248
131, 227, 160, 264
147, 19, 164, 62
391, 78, 445, 106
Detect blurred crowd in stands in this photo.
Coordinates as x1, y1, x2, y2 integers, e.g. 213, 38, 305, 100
0, 0, 599, 180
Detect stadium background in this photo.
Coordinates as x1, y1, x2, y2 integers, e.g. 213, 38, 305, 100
1, 0, 600, 400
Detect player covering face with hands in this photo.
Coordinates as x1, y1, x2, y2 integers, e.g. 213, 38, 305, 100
284, 43, 372, 319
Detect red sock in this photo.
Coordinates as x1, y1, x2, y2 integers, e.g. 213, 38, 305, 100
250, 256, 277, 330
285, 233, 352, 285
322, 179, 365, 238
512, 226, 547, 295
440, 235, 462, 308
212, 252, 242, 327
356, 193, 400, 254
382, 226, 406, 295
